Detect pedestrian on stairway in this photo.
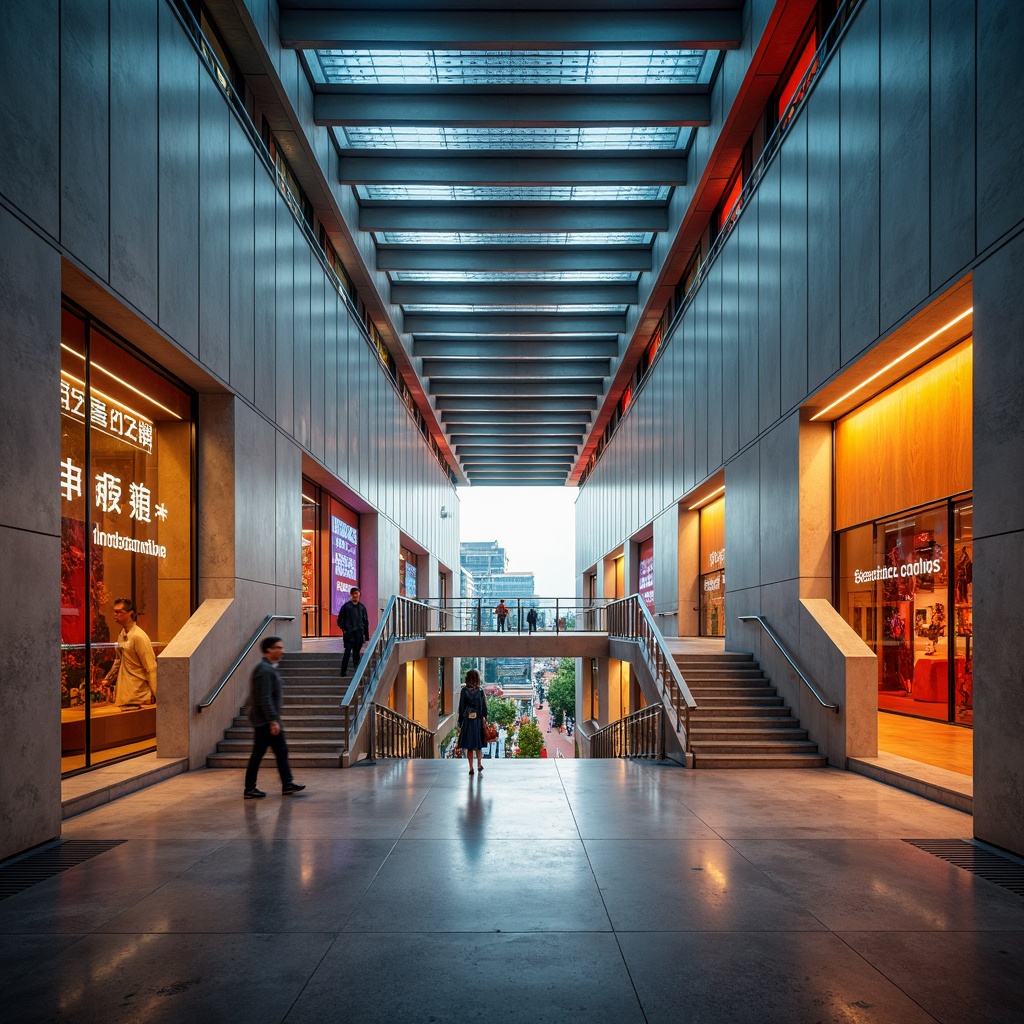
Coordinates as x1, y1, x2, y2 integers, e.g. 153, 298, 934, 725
337, 587, 371, 676
243, 636, 306, 799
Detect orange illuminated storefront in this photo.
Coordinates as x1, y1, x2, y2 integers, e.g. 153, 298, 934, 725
699, 496, 725, 636
835, 341, 973, 726
59, 304, 195, 774
301, 479, 360, 636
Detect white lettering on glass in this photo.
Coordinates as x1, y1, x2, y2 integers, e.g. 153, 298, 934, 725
853, 558, 943, 584
61, 457, 83, 501
94, 473, 122, 514
129, 481, 152, 522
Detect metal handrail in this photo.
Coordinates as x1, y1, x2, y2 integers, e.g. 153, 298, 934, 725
738, 615, 840, 712
591, 705, 664, 760
371, 703, 434, 759
342, 595, 430, 741
605, 595, 697, 751
196, 614, 295, 712
422, 597, 610, 634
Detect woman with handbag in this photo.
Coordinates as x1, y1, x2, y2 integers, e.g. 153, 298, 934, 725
458, 669, 490, 775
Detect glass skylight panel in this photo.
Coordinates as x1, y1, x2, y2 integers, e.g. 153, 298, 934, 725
390, 270, 639, 283
402, 304, 628, 314
357, 185, 671, 202
311, 49, 713, 86
376, 231, 651, 245
340, 126, 682, 150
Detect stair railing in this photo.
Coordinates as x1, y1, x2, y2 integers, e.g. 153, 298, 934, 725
605, 595, 697, 751
738, 614, 840, 712
370, 703, 435, 759
197, 614, 295, 712
342, 595, 429, 743
591, 705, 665, 759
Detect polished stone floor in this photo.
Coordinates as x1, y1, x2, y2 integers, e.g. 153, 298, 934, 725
3, 760, 1024, 1023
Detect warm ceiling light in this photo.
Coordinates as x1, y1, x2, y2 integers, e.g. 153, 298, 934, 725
810, 307, 973, 421
61, 343, 183, 419
688, 484, 725, 511
61, 369, 164, 427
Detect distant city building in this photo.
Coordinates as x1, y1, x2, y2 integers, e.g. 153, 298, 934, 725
460, 540, 508, 578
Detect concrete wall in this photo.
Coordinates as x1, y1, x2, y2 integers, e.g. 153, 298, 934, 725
575, 2, 1024, 851
0, 0, 457, 859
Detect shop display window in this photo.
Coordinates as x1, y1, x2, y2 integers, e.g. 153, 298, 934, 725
699, 496, 725, 637
302, 480, 359, 636
59, 306, 194, 773
838, 496, 972, 727
400, 546, 418, 598
638, 537, 655, 611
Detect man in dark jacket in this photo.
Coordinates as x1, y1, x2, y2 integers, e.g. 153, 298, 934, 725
337, 587, 371, 676
243, 636, 306, 799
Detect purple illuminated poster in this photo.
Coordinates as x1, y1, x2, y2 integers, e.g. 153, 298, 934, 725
639, 538, 655, 610
330, 513, 358, 617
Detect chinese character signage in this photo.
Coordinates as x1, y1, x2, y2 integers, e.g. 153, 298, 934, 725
61, 372, 154, 453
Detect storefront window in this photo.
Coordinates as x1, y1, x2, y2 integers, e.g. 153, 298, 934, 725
301, 484, 319, 636
699, 496, 725, 637
838, 496, 971, 726
638, 537, 655, 611
400, 546, 418, 598
60, 306, 194, 774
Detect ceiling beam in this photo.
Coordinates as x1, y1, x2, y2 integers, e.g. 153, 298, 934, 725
415, 338, 618, 358
338, 153, 686, 185
396, 282, 636, 305
455, 444, 579, 456
405, 311, 626, 333
360, 203, 667, 233
280, 9, 743, 49
454, 435, 583, 448
378, 246, 651, 272
315, 88, 712, 128
433, 395, 597, 412
423, 358, 609, 379
430, 379, 604, 397
452, 425, 586, 439
441, 410, 591, 425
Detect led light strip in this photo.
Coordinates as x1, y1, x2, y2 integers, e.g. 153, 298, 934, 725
60, 344, 182, 419
810, 308, 973, 421
688, 484, 725, 511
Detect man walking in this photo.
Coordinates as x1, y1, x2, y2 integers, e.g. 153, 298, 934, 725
337, 587, 371, 676
244, 636, 306, 799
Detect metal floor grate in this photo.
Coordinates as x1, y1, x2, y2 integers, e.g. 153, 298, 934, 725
904, 839, 1024, 897
0, 840, 126, 901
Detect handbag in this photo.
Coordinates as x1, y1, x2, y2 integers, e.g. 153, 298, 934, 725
484, 722, 498, 743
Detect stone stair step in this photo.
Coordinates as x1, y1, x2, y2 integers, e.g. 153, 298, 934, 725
691, 740, 821, 755
689, 715, 801, 729
206, 752, 343, 769
686, 686, 778, 698
691, 695, 784, 706
216, 738, 346, 755
690, 705, 793, 718
689, 727, 809, 742
226, 726, 346, 740
692, 753, 829, 769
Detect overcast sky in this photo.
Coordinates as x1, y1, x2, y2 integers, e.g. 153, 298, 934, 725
457, 486, 579, 597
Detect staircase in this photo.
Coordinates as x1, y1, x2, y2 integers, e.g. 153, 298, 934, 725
206, 652, 350, 769
678, 652, 827, 768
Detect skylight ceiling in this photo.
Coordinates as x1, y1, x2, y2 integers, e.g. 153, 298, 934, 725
308, 49, 719, 86
286, 2, 741, 486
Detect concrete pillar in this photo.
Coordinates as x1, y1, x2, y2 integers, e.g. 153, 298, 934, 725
973, 236, 1024, 855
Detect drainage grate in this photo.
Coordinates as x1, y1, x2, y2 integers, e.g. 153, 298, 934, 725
0, 840, 127, 901
904, 839, 1024, 897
